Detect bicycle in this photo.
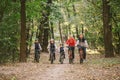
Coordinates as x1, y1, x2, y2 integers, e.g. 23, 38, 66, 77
35, 49, 40, 62
77, 45, 84, 64
67, 46, 73, 64
60, 51, 65, 64
50, 49, 55, 64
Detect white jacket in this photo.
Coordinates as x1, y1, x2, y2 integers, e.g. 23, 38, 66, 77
76, 40, 88, 48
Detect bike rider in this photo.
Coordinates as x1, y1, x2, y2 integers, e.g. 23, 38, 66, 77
76, 34, 88, 61
47, 39, 57, 61
34, 39, 42, 62
66, 35, 76, 61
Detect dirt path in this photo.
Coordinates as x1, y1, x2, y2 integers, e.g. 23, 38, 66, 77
0, 51, 120, 80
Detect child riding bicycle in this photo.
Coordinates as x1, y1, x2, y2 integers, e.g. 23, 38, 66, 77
34, 39, 42, 62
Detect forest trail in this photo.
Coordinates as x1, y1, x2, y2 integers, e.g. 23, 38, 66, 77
0, 49, 120, 80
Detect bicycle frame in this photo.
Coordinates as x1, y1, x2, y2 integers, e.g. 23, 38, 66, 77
35, 50, 40, 62
50, 50, 55, 64
77, 46, 84, 64
60, 51, 65, 64
67, 46, 73, 64
79, 48, 83, 59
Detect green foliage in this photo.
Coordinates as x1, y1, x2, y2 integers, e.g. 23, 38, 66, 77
0, 0, 120, 63
70, 0, 104, 49
110, 0, 120, 54
26, 0, 43, 20
49, 1, 64, 23
0, 1, 20, 63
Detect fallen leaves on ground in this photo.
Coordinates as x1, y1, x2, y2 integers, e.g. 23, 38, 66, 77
0, 52, 120, 80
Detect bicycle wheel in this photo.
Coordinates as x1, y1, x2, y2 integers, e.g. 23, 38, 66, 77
50, 53, 54, 64
79, 50, 83, 64
36, 51, 40, 62
69, 50, 73, 64
80, 58, 83, 64
60, 55, 64, 64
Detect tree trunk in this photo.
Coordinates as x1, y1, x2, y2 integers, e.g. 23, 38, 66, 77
82, 25, 84, 34
59, 21, 63, 44
38, 18, 44, 46
72, 4, 79, 38
26, 22, 30, 57
20, 0, 27, 62
66, 7, 71, 35
42, 0, 52, 52
43, 28, 49, 52
50, 22, 54, 39
68, 24, 71, 35
42, 10, 49, 52
102, 0, 114, 57
38, 13, 47, 51
76, 25, 79, 38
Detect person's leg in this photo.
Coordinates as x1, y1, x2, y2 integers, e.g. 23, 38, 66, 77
59, 53, 61, 62
72, 47, 75, 59
49, 52, 51, 61
53, 52, 56, 60
83, 47, 86, 60
64, 52, 65, 58
38, 50, 40, 60
36, 51, 39, 62
34, 50, 37, 61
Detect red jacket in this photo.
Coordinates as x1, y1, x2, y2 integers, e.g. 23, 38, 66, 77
66, 38, 76, 46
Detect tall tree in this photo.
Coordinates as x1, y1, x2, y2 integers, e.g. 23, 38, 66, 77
58, 21, 64, 44
20, 0, 27, 62
66, 7, 71, 35
42, 0, 52, 52
50, 22, 54, 39
102, 0, 114, 57
72, 4, 79, 38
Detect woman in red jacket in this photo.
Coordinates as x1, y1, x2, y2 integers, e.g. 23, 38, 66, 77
66, 35, 76, 60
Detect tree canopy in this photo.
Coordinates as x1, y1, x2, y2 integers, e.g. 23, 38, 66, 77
0, 0, 120, 63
